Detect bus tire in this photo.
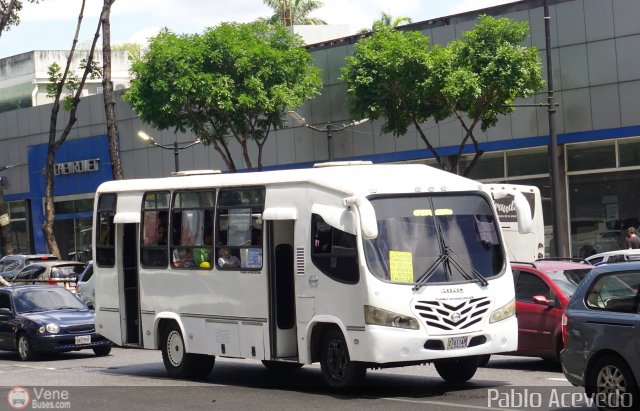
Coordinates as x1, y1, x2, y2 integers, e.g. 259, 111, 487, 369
434, 356, 479, 383
261, 360, 303, 371
161, 322, 214, 379
478, 354, 491, 367
320, 329, 366, 389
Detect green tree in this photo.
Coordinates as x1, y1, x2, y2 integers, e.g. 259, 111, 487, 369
358, 12, 412, 34
0, 0, 43, 38
125, 22, 322, 172
112, 42, 143, 61
342, 15, 543, 175
262, 0, 326, 26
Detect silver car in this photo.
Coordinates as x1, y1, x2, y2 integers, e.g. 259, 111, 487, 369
561, 262, 640, 410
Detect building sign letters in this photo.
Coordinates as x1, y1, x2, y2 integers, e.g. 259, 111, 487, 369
53, 158, 100, 176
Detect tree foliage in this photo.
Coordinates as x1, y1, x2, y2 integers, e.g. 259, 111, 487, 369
0, 0, 43, 38
125, 22, 322, 172
261, 0, 326, 26
342, 15, 544, 175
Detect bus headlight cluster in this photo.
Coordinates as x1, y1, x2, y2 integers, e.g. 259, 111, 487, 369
364, 305, 420, 330
489, 299, 515, 323
39, 323, 60, 334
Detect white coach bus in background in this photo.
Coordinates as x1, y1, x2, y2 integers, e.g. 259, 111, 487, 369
93, 161, 532, 389
484, 183, 544, 263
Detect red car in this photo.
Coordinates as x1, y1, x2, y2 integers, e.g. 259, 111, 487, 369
481, 259, 592, 365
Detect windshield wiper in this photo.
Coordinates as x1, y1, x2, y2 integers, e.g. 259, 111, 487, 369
444, 247, 489, 287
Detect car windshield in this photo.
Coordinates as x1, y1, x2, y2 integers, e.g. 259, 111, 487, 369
545, 268, 591, 297
364, 194, 504, 284
13, 288, 86, 313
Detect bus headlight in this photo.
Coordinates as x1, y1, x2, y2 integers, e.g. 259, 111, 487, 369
364, 305, 420, 330
489, 299, 515, 323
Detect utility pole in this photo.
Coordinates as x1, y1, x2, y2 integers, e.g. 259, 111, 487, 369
544, 0, 569, 257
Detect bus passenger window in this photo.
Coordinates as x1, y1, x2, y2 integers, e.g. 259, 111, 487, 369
140, 192, 170, 268
215, 187, 265, 271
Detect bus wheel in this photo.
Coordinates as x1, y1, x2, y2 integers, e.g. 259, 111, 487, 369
320, 329, 366, 389
161, 322, 215, 379
434, 356, 479, 383
261, 360, 303, 371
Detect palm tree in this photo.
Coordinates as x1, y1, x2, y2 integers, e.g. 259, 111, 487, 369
262, 0, 327, 26
358, 12, 412, 34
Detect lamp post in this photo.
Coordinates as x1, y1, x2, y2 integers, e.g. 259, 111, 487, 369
287, 111, 368, 161
138, 131, 202, 173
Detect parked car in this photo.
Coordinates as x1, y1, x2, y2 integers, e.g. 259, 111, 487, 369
0, 285, 112, 360
76, 261, 95, 308
561, 262, 640, 410
585, 249, 640, 266
480, 259, 592, 366
10, 261, 85, 291
0, 254, 59, 281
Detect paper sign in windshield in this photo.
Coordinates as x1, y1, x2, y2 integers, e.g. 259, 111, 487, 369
389, 251, 414, 283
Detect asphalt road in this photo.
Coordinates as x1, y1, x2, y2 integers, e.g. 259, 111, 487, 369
0, 348, 598, 411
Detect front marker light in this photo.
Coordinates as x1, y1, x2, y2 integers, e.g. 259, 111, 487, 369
364, 305, 420, 330
489, 298, 515, 323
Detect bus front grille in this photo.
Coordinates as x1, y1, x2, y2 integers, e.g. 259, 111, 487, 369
414, 297, 491, 334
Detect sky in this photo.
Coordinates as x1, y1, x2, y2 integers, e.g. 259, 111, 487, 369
0, 0, 520, 59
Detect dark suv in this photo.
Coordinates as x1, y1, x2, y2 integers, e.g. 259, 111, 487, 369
561, 262, 640, 410
0, 254, 59, 280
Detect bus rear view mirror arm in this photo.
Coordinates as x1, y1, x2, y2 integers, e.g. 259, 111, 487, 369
343, 196, 378, 239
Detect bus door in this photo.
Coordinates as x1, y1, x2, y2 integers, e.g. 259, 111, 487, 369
121, 223, 141, 346
266, 219, 298, 359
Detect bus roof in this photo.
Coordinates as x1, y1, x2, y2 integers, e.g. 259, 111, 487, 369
97, 163, 484, 196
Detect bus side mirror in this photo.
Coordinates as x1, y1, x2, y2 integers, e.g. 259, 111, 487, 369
491, 190, 533, 234
343, 196, 378, 240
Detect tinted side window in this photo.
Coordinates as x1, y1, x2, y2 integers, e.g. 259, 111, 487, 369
0, 293, 10, 310
585, 271, 640, 313
515, 271, 551, 302
96, 194, 117, 267
311, 213, 358, 284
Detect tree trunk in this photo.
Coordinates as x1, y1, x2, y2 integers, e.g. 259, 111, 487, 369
42, 148, 61, 258
100, 0, 124, 180
0, 186, 14, 256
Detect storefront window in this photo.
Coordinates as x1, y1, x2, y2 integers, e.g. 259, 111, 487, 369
0, 200, 31, 257
506, 148, 549, 176
618, 138, 640, 168
568, 171, 640, 258
567, 141, 615, 171
458, 152, 504, 180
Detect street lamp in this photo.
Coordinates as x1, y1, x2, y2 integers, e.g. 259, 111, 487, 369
137, 131, 202, 173
287, 111, 369, 161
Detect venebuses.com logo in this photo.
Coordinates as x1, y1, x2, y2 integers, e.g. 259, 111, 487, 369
7, 387, 30, 410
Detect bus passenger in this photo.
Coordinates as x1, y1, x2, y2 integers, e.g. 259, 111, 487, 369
218, 247, 240, 268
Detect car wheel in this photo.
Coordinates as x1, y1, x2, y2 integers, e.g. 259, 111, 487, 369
261, 360, 304, 371
320, 329, 366, 389
434, 356, 480, 383
588, 355, 639, 411
161, 322, 214, 380
93, 345, 112, 357
17, 333, 37, 361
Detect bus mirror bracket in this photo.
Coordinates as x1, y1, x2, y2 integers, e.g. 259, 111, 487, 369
343, 196, 378, 239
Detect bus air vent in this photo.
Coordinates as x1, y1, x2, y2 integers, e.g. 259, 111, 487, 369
295, 247, 305, 274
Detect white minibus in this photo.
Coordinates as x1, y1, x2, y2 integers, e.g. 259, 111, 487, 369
93, 162, 531, 388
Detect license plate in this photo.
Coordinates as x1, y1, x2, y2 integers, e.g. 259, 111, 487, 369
446, 336, 467, 350
75, 335, 91, 345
